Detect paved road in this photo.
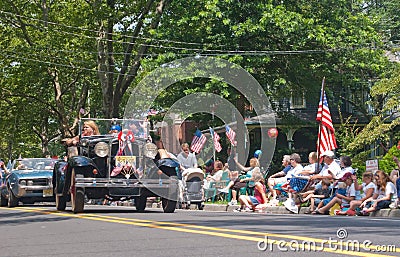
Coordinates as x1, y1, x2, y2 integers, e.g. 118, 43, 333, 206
1, 205, 399, 257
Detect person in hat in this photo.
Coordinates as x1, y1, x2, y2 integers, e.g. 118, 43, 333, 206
109, 124, 122, 136
335, 172, 376, 216
312, 172, 357, 214
310, 150, 341, 182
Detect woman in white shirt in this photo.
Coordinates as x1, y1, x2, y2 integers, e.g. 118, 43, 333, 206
361, 170, 396, 215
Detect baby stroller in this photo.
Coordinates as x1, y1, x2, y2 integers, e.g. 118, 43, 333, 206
182, 168, 205, 210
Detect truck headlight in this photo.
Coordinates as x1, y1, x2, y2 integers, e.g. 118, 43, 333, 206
94, 142, 109, 157
20, 180, 26, 186
144, 143, 158, 159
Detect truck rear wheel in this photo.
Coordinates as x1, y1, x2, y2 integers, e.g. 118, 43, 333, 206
162, 198, 176, 213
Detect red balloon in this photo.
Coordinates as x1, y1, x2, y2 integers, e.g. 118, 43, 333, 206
268, 128, 278, 138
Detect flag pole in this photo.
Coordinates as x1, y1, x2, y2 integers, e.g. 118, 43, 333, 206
210, 127, 216, 163
316, 77, 326, 167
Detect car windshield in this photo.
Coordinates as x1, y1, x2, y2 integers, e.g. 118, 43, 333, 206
15, 158, 58, 170
78, 118, 149, 139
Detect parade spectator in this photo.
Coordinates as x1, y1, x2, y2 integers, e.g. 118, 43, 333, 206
311, 150, 341, 182
234, 170, 268, 212
340, 155, 355, 175
360, 170, 397, 215
336, 172, 376, 215
313, 172, 357, 215
177, 143, 198, 170
219, 157, 260, 205
0, 160, 9, 185
390, 156, 400, 209
301, 178, 331, 214
297, 152, 321, 176
203, 160, 224, 189
267, 155, 292, 199
282, 153, 304, 213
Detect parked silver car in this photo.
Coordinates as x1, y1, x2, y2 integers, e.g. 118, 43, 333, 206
0, 158, 58, 207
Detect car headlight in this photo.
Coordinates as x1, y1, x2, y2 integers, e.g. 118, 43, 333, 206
94, 142, 109, 157
20, 180, 26, 186
27, 180, 33, 186
144, 143, 158, 159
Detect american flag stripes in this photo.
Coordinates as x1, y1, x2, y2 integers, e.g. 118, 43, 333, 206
210, 127, 222, 153
190, 129, 207, 154
316, 90, 337, 153
225, 125, 237, 146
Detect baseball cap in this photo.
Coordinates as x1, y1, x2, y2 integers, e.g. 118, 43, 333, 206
321, 150, 335, 158
110, 125, 122, 132
339, 172, 353, 182
254, 150, 262, 158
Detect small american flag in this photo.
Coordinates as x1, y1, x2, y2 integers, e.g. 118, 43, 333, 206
225, 125, 236, 146
316, 90, 337, 153
210, 127, 222, 153
190, 129, 207, 154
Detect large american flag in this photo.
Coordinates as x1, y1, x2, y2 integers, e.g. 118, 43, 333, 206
190, 129, 207, 154
225, 125, 237, 146
210, 127, 222, 153
316, 90, 337, 153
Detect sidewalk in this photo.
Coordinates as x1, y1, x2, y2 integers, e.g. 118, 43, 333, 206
202, 204, 400, 217
112, 198, 400, 217
131, 201, 400, 217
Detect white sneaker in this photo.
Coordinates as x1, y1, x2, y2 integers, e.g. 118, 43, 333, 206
244, 206, 253, 212
228, 200, 237, 206
233, 208, 242, 212
218, 187, 230, 193
284, 199, 298, 214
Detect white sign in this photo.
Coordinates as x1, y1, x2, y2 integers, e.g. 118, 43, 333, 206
366, 159, 379, 172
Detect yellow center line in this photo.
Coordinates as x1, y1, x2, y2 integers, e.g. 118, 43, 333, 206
3, 207, 398, 257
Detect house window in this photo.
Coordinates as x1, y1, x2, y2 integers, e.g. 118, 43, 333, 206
290, 92, 306, 109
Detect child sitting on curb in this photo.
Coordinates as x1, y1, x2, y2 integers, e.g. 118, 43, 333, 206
234, 170, 268, 212
300, 178, 331, 214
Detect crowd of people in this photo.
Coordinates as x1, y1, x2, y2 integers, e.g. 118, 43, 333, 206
177, 142, 400, 215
